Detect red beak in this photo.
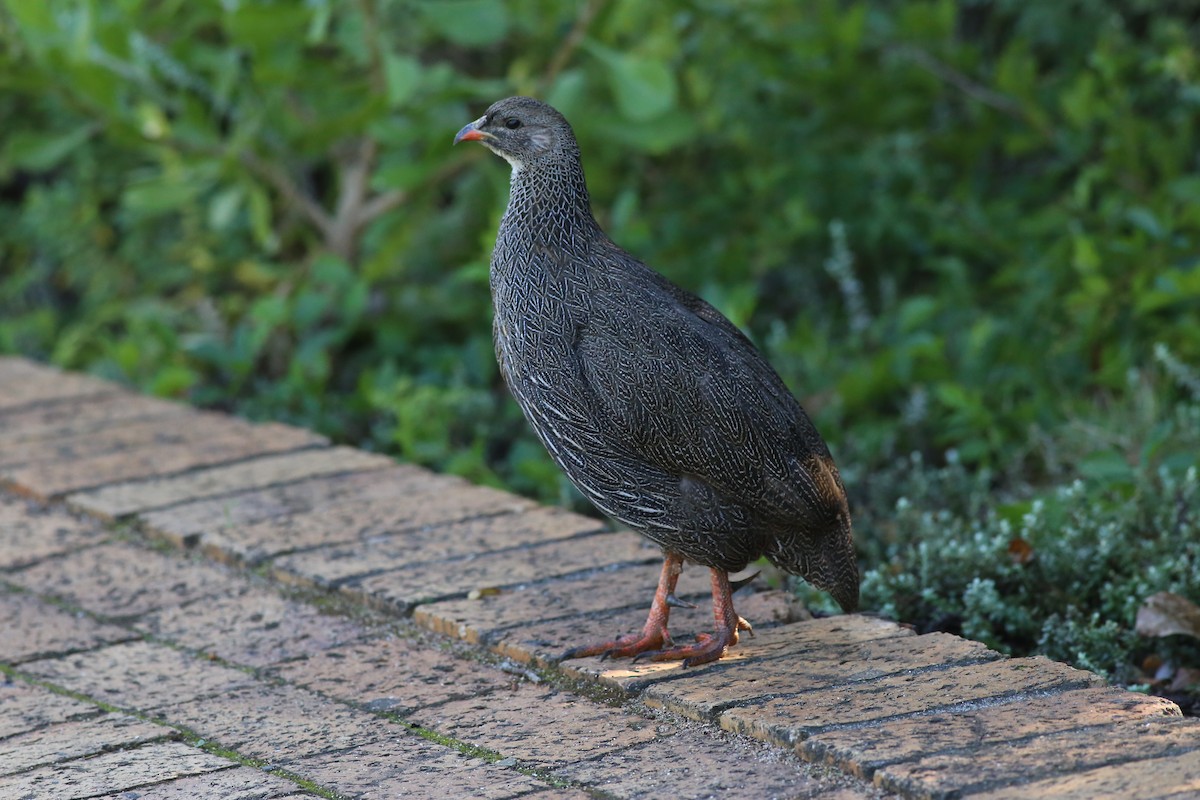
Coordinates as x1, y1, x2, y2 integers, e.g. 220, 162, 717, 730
454, 117, 490, 145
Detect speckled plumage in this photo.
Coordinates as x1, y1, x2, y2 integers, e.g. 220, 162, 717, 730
458, 97, 859, 619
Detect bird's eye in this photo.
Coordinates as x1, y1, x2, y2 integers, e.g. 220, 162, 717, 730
504, 117, 522, 130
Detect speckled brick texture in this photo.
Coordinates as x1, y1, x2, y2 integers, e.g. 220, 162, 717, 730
719, 657, 1106, 748
265, 635, 516, 715
0, 391, 186, 446
0, 741, 234, 799
138, 465, 415, 548
0, 714, 171, 776
0, 357, 118, 412
67, 445, 385, 521
21, 640, 258, 710
135, 585, 369, 667
408, 683, 664, 767
91, 767, 310, 800
0, 680, 105, 738
290, 738, 547, 800
0, 493, 108, 568
5, 355, 1200, 800
7, 419, 325, 501
202, 474, 535, 566
6, 541, 240, 618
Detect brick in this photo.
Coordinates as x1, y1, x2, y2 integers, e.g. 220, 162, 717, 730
496, 606, 902, 681
290, 737, 545, 800
204, 477, 535, 565
92, 766, 307, 799
0, 359, 118, 412
0, 741, 234, 798
0, 679, 103, 738
719, 657, 1105, 749
0, 411, 271, 470
0, 591, 134, 663
0, 494, 108, 569
0, 713, 171, 776
518, 789, 595, 800
269, 506, 606, 588
641, 632, 997, 722
803, 687, 1183, 779
732, 587, 815, 627
523, 614, 703, 687
0, 391, 186, 445
876, 716, 1200, 798
968, 748, 1200, 800
136, 586, 368, 668
9, 420, 325, 501
487, 590, 798, 677
138, 465, 418, 548
69, 446, 395, 521
413, 561, 713, 646
266, 635, 514, 715
22, 640, 257, 711
554, 726, 847, 800
7, 542, 239, 618
335, 532, 656, 613
407, 684, 661, 768
159, 684, 386, 764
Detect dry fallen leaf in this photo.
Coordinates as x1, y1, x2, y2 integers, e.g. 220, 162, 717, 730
1136, 592, 1200, 639
1169, 666, 1200, 693
1007, 537, 1034, 565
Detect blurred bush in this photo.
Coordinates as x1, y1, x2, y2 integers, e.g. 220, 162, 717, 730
2, 0, 1199, 687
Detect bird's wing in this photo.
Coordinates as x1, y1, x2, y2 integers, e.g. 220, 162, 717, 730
574, 250, 842, 527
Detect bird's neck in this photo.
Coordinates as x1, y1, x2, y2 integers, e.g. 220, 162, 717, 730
501, 159, 601, 253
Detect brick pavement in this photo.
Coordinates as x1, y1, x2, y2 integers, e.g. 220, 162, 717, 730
2, 355, 1198, 799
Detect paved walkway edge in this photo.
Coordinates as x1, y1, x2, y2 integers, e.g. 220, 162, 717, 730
2, 355, 1198, 800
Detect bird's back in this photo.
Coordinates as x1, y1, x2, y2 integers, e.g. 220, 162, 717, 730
471, 95, 857, 613
492, 223, 859, 611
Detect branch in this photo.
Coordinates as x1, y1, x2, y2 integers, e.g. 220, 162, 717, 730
238, 150, 333, 239
355, 0, 387, 96
359, 188, 407, 221
543, 0, 607, 87
887, 45, 1028, 123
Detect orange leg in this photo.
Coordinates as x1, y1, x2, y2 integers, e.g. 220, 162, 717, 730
561, 552, 684, 660
560, 557, 754, 667
642, 567, 754, 667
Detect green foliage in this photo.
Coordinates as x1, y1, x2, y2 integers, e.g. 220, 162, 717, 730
2, 0, 1200, 690
796, 374, 1200, 683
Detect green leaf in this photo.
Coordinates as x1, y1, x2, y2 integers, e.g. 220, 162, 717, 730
383, 53, 422, 107
208, 186, 244, 232
1078, 450, 1135, 485
589, 43, 677, 122
419, 0, 509, 46
247, 184, 280, 254
2, 0, 55, 35
5, 125, 96, 172
122, 179, 196, 218
595, 109, 696, 153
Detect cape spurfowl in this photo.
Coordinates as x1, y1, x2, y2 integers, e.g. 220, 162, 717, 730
455, 97, 859, 666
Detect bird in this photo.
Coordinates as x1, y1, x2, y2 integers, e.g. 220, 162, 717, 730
454, 96, 859, 666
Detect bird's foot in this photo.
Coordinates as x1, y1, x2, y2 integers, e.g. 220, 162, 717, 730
560, 627, 673, 662
633, 628, 738, 668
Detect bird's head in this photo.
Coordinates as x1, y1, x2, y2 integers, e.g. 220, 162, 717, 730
453, 96, 577, 172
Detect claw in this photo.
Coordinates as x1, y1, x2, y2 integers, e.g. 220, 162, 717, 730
664, 592, 697, 609
728, 571, 761, 593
